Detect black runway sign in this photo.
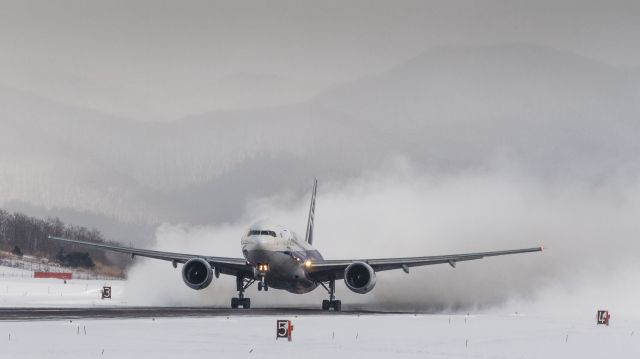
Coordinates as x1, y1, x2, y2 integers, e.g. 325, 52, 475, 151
276, 320, 293, 341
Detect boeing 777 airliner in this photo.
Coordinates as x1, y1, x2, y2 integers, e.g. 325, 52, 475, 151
49, 180, 542, 311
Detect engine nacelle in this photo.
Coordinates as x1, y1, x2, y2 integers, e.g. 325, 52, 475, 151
181, 258, 213, 290
344, 262, 376, 294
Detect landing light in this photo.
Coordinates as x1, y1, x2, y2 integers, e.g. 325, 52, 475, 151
304, 260, 312, 268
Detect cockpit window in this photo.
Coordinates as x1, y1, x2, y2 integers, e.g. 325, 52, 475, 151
248, 230, 276, 237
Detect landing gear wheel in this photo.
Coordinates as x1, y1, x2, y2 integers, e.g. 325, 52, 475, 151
258, 282, 263, 291
321, 300, 341, 311
320, 280, 341, 311
233, 275, 255, 309
333, 300, 341, 311
322, 300, 330, 311
242, 298, 251, 309
231, 297, 251, 309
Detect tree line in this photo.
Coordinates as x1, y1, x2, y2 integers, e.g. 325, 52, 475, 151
0, 209, 129, 272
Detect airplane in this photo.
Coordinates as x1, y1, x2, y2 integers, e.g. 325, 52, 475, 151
48, 179, 542, 311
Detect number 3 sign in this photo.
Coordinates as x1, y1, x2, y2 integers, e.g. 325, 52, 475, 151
102, 286, 112, 299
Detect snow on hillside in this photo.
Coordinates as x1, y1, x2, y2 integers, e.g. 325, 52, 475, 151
0, 265, 125, 307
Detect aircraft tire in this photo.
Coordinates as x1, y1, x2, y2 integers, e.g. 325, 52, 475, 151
333, 300, 342, 311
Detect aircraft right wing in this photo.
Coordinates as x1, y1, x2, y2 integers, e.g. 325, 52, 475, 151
306, 246, 543, 282
47, 236, 253, 277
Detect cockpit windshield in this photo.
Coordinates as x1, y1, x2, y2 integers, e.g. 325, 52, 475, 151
248, 230, 277, 237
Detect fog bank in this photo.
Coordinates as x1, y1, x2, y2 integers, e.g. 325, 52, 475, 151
125, 159, 640, 314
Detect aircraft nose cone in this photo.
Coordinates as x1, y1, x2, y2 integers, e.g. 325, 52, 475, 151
245, 236, 268, 251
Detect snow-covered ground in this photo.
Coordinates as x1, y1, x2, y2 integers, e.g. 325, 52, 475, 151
1, 265, 639, 358
1, 313, 638, 358
0, 266, 125, 307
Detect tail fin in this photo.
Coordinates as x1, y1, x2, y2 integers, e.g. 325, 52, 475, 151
305, 178, 318, 245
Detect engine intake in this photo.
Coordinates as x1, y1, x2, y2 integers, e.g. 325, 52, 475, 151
181, 258, 213, 290
344, 262, 376, 294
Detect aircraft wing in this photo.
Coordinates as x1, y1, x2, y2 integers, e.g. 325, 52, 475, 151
306, 246, 542, 282
47, 236, 252, 277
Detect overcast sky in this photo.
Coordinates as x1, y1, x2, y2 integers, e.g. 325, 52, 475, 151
2, 0, 640, 121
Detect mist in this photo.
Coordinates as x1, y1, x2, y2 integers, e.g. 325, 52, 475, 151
124, 157, 640, 314
2, 0, 639, 315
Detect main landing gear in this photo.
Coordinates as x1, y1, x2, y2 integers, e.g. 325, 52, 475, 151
231, 276, 254, 309
319, 280, 341, 311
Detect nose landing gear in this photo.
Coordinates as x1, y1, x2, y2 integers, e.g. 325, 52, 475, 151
256, 263, 269, 292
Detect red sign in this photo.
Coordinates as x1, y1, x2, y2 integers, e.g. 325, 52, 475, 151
276, 320, 293, 341
597, 310, 610, 326
34, 272, 73, 280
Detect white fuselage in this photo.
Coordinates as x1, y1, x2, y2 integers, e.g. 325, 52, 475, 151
240, 221, 323, 293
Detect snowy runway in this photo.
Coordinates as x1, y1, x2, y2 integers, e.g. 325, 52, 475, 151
1, 266, 639, 358
1, 313, 638, 358
0, 306, 394, 320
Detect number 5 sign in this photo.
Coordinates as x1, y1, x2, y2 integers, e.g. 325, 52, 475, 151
276, 320, 293, 341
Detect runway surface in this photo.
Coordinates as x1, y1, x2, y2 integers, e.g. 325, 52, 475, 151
0, 307, 403, 320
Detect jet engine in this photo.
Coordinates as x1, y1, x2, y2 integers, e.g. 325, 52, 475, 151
344, 262, 376, 294
181, 258, 214, 290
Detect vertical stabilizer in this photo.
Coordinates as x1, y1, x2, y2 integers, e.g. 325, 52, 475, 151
305, 179, 318, 245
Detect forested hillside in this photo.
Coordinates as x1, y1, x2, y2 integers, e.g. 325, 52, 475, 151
0, 209, 128, 276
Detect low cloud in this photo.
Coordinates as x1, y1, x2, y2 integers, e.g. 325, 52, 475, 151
125, 158, 640, 314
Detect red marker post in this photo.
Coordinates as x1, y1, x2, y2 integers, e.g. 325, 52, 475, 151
596, 310, 610, 326
276, 320, 293, 341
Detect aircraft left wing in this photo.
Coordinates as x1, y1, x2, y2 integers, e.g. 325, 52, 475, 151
47, 236, 252, 277
306, 246, 542, 282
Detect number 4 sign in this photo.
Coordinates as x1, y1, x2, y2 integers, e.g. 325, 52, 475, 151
276, 320, 293, 341
597, 310, 610, 326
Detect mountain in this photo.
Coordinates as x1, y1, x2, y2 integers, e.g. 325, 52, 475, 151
312, 44, 640, 177
0, 85, 385, 232
1, 44, 639, 243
